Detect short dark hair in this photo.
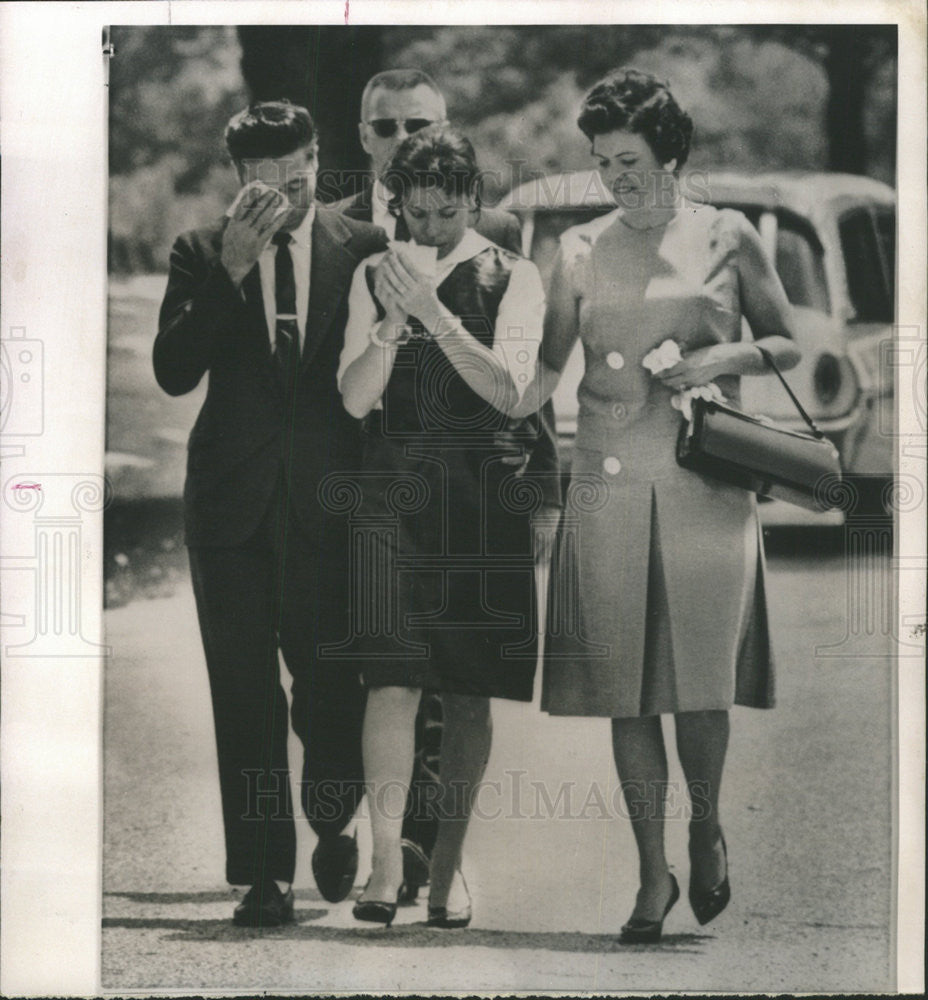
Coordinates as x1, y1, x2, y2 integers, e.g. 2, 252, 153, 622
224, 100, 316, 162
381, 124, 482, 216
360, 69, 446, 120
577, 69, 693, 170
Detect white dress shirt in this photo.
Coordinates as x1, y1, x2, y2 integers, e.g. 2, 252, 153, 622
257, 205, 314, 352
338, 228, 545, 408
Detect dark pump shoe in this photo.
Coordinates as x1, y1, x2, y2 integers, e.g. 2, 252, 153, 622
618, 874, 679, 945
689, 830, 731, 925
352, 878, 405, 927
397, 881, 419, 905
311, 831, 359, 903
398, 838, 431, 904
352, 893, 400, 927
232, 882, 295, 927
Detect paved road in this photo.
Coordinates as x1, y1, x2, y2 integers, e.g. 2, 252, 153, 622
102, 542, 896, 993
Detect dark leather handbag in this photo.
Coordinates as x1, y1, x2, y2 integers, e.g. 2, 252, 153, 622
676, 347, 842, 511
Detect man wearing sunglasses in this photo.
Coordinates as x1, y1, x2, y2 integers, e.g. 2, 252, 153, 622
334, 69, 508, 245
331, 68, 562, 906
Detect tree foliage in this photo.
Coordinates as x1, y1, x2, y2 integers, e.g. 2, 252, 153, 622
108, 24, 897, 274
109, 26, 248, 188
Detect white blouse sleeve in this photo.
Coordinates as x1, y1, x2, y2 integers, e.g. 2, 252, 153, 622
491, 257, 546, 402
337, 253, 385, 392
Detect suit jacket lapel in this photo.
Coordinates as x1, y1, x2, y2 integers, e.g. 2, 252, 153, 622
342, 181, 373, 222
302, 210, 358, 369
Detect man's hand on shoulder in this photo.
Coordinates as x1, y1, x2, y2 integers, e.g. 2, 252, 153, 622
221, 181, 289, 287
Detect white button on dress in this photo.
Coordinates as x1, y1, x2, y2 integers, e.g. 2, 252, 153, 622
603, 456, 622, 475
606, 351, 625, 370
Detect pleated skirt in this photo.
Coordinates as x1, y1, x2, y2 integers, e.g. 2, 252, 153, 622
542, 442, 775, 719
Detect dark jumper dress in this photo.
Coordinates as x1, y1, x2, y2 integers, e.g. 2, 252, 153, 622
353, 245, 540, 700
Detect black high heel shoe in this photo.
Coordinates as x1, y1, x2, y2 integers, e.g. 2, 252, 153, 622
352, 881, 406, 927
619, 873, 679, 945
688, 830, 730, 926
427, 871, 472, 929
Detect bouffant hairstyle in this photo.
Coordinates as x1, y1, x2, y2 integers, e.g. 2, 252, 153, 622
224, 100, 316, 162
381, 124, 482, 217
577, 69, 693, 170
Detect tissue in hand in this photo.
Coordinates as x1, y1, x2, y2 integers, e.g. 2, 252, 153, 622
228, 181, 292, 222
390, 239, 439, 277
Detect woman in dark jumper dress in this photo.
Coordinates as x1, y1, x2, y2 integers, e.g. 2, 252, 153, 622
338, 125, 545, 928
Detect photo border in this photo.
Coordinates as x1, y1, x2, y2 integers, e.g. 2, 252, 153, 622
1, 1, 924, 994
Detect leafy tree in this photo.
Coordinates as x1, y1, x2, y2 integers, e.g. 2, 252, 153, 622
108, 24, 896, 274
109, 26, 247, 189
109, 27, 248, 272
770, 24, 897, 176
384, 25, 896, 184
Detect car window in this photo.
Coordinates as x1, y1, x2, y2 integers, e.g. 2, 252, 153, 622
707, 204, 831, 314
775, 222, 831, 313
875, 209, 896, 311
839, 208, 894, 322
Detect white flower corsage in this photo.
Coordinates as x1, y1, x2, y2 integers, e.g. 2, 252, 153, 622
642, 340, 724, 420
641, 339, 683, 374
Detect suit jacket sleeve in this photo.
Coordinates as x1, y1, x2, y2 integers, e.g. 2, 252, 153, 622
153, 229, 243, 396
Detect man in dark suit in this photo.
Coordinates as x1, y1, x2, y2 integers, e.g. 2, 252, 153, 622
330, 69, 562, 903
154, 102, 387, 926
330, 68, 523, 253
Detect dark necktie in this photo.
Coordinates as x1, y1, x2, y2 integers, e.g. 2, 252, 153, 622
393, 213, 410, 242
272, 231, 300, 390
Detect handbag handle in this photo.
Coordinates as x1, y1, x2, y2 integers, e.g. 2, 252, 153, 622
755, 344, 826, 440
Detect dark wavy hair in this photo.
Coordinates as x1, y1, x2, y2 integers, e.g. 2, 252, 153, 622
381, 124, 482, 217
224, 100, 316, 162
577, 69, 693, 170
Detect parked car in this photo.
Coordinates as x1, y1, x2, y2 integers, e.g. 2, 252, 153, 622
499, 170, 896, 522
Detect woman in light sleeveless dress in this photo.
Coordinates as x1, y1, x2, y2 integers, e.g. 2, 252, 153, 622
514, 69, 800, 942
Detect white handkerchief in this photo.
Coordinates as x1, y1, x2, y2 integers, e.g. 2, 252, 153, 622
226, 180, 291, 222
390, 240, 439, 277
671, 382, 725, 421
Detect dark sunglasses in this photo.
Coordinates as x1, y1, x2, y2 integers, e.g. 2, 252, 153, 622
366, 117, 436, 139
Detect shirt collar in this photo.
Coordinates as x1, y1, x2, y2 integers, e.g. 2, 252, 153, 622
435, 227, 492, 269
283, 203, 315, 249
372, 178, 390, 208
371, 180, 393, 225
